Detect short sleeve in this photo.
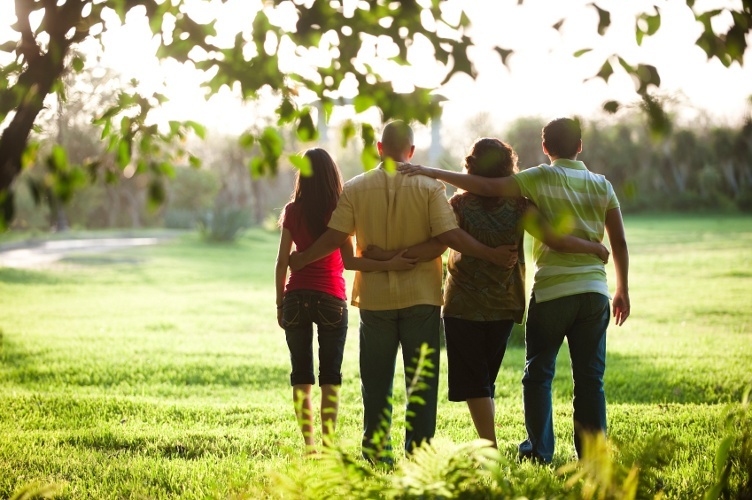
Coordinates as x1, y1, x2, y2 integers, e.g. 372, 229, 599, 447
327, 185, 356, 235
281, 203, 293, 230
428, 183, 459, 237
606, 181, 620, 210
448, 193, 463, 226
512, 166, 543, 203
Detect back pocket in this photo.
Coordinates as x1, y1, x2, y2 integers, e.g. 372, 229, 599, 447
282, 296, 301, 328
316, 295, 346, 328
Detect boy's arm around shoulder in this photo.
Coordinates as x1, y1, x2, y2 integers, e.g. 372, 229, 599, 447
606, 207, 630, 326
398, 164, 522, 198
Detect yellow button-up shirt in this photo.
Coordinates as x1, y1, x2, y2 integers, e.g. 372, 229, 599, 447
328, 164, 459, 311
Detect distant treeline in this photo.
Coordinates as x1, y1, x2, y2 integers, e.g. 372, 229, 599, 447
501, 116, 752, 213
11, 113, 752, 233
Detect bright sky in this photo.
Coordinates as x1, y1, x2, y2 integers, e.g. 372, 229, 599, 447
1, 0, 750, 140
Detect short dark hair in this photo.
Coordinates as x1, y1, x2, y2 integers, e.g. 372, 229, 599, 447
380, 120, 414, 156
464, 138, 518, 178
542, 117, 581, 159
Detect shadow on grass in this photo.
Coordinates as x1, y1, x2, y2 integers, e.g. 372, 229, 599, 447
0, 267, 63, 284
499, 344, 749, 406
58, 430, 274, 460
2, 336, 289, 392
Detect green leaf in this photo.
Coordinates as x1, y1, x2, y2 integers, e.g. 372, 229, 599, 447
185, 120, 206, 139
289, 154, 312, 177
71, 55, 85, 73
361, 146, 380, 172
239, 132, 255, 149
0, 41, 17, 52
353, 95, 375, 114
277, 98, 296, 124
260, 126, 283, 158
573, 48, 593, 57
382, 157, 396, 174
617, 56, 634, 73
636, 10, 661, 46
494, 47, 514, 66
595, 59, 614, 82
645, 11, 661, 35
641, 93, 671, 140
21, 142, 39, 169
590, 3, 611, 36
117, 139, 131, 169
635, 64, 660, 93
603, 100, 620, 114
296, 109, 318, 142
248, 156, 265, 178
361, 123, 376, 147
147, 179, 166, 210
340, 120, 356, 148
48, 145, 69, 173
168, 120, 181, 136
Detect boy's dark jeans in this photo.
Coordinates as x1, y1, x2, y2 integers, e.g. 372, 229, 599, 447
282, 290, 348, 386
519, 292, 610, 463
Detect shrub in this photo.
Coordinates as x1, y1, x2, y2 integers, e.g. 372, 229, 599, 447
198, 207, 251, 242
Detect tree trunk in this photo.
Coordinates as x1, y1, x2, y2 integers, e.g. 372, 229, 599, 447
0, 0, 80, 221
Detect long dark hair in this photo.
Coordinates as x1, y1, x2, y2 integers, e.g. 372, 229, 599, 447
283, 148, 343, 238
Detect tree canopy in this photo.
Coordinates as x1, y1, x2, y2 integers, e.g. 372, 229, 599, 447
0, 0, 750, 228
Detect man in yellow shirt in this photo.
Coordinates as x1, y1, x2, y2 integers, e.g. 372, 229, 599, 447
290, 121, 515, 463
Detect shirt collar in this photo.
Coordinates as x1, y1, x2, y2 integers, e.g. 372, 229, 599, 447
551, 158, 587, 170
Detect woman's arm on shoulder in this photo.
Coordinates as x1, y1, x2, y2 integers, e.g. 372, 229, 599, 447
397, 164, 522, 198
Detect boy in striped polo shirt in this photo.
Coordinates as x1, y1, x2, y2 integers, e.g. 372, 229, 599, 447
398, 117, 630, 463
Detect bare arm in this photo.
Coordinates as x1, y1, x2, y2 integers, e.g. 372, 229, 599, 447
605, 207, 630, 326
435, 228, 518, 268
523, 206, 610, 263
275, 228, 294, 328
398, 164, 522, 198
339, 237, 418, 272
289, 228, 350, 272
362, 238, 449, 263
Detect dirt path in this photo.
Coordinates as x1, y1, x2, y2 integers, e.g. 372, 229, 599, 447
0, 237, 169, 269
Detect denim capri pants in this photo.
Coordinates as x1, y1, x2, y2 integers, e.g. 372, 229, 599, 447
282, 289, 348, 386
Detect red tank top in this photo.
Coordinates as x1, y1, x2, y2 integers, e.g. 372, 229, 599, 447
282, 202, 347, 301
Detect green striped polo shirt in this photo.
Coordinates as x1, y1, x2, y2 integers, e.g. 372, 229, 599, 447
513, 158, 620, 302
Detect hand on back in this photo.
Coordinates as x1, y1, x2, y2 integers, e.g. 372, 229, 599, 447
386, 250, 418, 271
492, 244, 518, 268
597, 244, 610, 264
289, 251, 304, 272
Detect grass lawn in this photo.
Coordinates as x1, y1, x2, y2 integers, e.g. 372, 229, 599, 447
1, 213, 751, 498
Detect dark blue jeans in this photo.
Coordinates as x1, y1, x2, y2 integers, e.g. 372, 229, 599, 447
359, 305, 441, 461
519, 293, 610, 463
282, 290, 348, 386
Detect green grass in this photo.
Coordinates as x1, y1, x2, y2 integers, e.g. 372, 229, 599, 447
1, 214, 751, 498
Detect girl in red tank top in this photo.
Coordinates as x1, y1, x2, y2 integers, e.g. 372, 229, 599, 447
274, 148, 417, 453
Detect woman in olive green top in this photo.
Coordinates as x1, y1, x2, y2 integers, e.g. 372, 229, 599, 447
443, 138, 608, 448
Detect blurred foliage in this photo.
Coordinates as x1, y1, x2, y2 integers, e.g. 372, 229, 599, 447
1, 0, 750, 230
